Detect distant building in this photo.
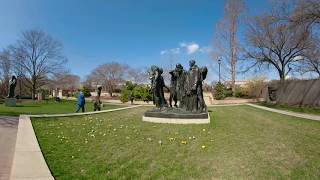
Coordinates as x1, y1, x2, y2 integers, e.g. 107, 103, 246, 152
224, 80, 247, 88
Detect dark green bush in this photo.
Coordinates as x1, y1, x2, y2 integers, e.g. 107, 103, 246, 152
120, 81, 152, 103
214, 82, 226, 100
82, 86, 91, 97
224, 88, 233, 97
234, 87, 248, 98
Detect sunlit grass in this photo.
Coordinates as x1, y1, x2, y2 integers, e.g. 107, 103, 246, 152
32, 105, 320, 179
0, 99, 125, 116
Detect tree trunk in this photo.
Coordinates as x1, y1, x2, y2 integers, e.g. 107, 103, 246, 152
32, 76, 36, 100
32, 84, 36, 100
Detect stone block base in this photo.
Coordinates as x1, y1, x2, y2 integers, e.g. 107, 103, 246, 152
5, 98, 16, 107
143, 112, 211, 124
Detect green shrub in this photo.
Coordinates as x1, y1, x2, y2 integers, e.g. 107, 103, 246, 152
120, 81, 152, 103
234, 86, 249, 98
120, 89, 131, 103
214, 82, 226, 100
82, 86, 91, 97
224, 88, 233, 97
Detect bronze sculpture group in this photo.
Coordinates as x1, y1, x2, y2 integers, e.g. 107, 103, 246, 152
149, 60, 207, 113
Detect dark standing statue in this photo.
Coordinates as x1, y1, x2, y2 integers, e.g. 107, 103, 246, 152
198, 66, 208, 112
186, 60, 200, 112
93, 85, 102, 111
169, 66, 178, 108
149, 66, 168, 109
7, 76, 17, 98
169, 63, 186, 109
184, 60, 208, 113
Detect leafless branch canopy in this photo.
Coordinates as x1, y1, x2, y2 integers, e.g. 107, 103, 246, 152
10, 29, 67, 99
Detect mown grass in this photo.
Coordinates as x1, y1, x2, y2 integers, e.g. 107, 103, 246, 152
32, 105, 320, 179
0, 99, 125, 116
257, 102, 320, 115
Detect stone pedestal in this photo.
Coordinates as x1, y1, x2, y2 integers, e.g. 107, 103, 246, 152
143, 108, 210, 124
5, 98, 16, 107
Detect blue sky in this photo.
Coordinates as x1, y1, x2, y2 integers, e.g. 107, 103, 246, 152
0, 0, 272, 82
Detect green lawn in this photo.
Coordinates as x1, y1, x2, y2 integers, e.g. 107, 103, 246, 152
257, 102, 320, 115
0, 99, 125, 116
32, 105, 320, 179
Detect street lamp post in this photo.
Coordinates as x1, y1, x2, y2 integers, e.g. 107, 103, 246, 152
218, 58, 221, 82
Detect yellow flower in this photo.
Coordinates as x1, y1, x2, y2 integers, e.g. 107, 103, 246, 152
181, 140, 187, 145
202, 129, 206, 132
201, 145, 206, 149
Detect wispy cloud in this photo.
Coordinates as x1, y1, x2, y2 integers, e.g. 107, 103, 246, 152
180, 42, 199, 54
160, 48, 180, 55
160, 42, 211, 55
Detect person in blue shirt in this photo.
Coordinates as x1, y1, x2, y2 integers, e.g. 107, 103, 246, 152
76, 91, 85, 113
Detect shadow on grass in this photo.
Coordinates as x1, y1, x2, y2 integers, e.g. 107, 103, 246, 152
15, 105, 41, 107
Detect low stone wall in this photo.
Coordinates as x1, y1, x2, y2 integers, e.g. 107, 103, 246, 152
268, 79, 320, 106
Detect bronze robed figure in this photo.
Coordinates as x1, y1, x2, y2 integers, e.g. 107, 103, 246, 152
7, 76, 17, 98
149, 65, 168, 109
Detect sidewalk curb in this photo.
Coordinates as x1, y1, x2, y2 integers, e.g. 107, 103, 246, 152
247, 103, 320, 121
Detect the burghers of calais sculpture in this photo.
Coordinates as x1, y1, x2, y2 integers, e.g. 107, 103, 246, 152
149, 60, 208, 113
7, 75, 17, 98
149, 65, 168, 109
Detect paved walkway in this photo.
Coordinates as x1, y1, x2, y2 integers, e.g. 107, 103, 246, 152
0, 116, 19, 180
247, 103, 320, 121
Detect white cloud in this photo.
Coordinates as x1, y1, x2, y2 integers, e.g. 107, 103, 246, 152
160, 48, 180, 55
180, 42, 200, 54
160, 42, 210, 56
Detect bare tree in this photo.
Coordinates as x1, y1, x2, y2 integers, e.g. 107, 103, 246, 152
290, 0, 320, 26
51, 72, 81, 91
88, 62, 129, 96
245, 6, 311, 83
128, 67, 148, 84
298, 36, 320, 77
0, 49, 12, 96
10, 30, 67, 99
212, 0, 245, 95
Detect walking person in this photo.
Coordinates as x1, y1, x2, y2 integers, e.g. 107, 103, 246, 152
76, 91, 86, 113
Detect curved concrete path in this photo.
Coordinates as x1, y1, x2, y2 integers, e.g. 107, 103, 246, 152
247, 103, 320, 121
0, 116, 19, 180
